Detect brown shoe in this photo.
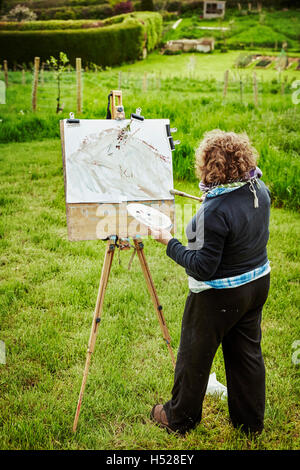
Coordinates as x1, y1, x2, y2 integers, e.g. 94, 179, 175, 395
150, 404, 175, 434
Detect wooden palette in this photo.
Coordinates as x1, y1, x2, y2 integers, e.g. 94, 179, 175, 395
127, 203, 173, 231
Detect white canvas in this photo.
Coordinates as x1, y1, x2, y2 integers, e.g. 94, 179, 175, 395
63, 118, 174, 204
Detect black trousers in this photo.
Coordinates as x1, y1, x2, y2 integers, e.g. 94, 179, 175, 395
163, 273, 270, 435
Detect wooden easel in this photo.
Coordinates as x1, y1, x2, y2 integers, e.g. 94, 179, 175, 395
72, 91, 176, 432
110, 89, 123, 119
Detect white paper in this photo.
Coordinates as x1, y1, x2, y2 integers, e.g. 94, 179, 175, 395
63, 119, 174, 204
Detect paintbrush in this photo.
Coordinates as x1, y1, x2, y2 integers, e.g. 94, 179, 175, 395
170, 189, 203, 202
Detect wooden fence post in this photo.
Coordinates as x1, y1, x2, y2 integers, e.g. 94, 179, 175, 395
253, 71, 258, 107
239, 77, 243, 104
76, 58, 82, 114
281, 75, 287, 95
157, 71, 161, 90
40, 62, 44, 87
143, 71, 147, 92
223, 70, 229, 99
32, 56, 40, 112
3, 60, 8, 88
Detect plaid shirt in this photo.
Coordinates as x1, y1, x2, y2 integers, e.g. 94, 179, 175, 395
188, 261, 271, 293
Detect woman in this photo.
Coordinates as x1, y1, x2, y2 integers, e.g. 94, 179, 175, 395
150, 129, 271, 436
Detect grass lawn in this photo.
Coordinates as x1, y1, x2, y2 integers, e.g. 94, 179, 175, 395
120, 49, 300, 80
0, 138, 299, 450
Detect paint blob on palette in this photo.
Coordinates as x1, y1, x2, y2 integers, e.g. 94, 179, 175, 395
63, 119, 174, 204
127, 204, 172, 230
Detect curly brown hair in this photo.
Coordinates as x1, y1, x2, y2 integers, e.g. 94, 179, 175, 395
195, 130, 258, 186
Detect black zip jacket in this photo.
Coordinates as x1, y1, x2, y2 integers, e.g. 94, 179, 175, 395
166, 181, 271, 281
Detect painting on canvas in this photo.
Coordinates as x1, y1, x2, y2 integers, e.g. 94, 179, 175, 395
63, 118, 174, 204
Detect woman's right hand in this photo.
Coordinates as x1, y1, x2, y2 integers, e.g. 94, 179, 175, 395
149, 226, 173, 246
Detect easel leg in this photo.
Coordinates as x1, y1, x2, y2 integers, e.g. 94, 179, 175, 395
133, 238, 176, 369
72, 238, 116, 432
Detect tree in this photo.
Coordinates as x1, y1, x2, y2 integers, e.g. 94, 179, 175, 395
2, 4, 37, 22
46, 52, 69, 114
114, 1, 134, 15
141, 0, 154, 11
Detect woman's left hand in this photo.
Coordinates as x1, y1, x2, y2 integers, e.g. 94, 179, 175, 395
149, 226, 173, 245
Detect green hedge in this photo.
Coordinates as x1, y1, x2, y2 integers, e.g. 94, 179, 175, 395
0, 12, 163, 66
1, 0, 106, 8
0, 12, 162, 31
34, 4, 114, 21
0, 20, 144, 67
0, 18, 124, 30
0, 19, 107, 30
133, 12, 162, 51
